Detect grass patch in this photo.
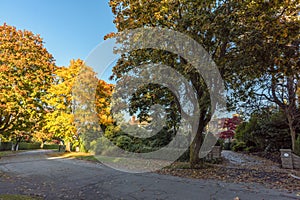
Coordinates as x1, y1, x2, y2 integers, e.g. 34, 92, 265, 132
74, 155, 99, 162
0, 151, 16, 157
94, 155, 122, 163
48, 152, 99, 163
0, 194, 42, 200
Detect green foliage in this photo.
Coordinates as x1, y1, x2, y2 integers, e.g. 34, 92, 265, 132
215, 139, 224, 148
231, 141, 247, 152
294, 136, 300, 156
0, 142, 58, 150
43, 144, 59, 149
116, 135, 133, 149
0, 142, 12, 151
0, 142, 41, 150
108, 0, 227, 167
224, 1, 300, 152
18, 142, 41, 150
233, 109, 292, 152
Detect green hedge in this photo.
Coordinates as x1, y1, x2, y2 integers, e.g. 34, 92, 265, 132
18, 142, 40, 150
0, 142, 12, 151
43, 144, 59, 149
0, 142, 59, 151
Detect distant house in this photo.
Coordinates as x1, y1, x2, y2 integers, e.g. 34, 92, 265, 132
128, 116, 150, 126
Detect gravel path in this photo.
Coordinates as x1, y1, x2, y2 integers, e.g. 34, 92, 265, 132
221, 150, 281, 170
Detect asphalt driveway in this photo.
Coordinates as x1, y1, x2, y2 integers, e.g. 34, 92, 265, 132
0, 150, 298, 200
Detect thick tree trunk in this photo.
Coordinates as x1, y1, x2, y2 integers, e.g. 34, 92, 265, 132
12, 143, 19, 151
190, 122, 205, 168
14, 143, 19, 151
287, 113, 296, 151
12, 137, 22, 151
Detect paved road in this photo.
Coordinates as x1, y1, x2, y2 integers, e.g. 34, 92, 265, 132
0, 150, 298, 200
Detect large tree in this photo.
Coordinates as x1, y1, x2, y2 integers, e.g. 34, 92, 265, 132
107, 0, 300, 165
0, 24, 55, 149
44, 59, 85, 151
108, 0, 233, 167
225, 1, 300, 151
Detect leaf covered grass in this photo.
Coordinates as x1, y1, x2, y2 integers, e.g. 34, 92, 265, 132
0, 194, 42, 200
157, 162, 300, 192
0, 151, 16, 157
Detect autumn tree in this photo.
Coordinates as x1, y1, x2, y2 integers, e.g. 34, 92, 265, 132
107, 0, 299, 166
107, 0, 236, 167
219, 115, 242, 140
32, 125, 54, 149
44, 59, 83, 151
45, 59, 113, 152
0, 23, 55, 150
95, 80, 114, 130
79, 79, 114, 152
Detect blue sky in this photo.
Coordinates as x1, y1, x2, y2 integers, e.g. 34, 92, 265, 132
0, 0, 116, 67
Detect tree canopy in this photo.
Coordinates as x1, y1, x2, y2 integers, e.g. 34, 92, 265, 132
107, 0, 300, 165
0, 23, 55, 148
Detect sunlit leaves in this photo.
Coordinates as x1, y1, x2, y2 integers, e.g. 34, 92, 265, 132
0, 23, 55, 141
43, 59, 82, 142
95, 80, 114, 128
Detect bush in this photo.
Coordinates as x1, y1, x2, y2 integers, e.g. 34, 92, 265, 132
231, 141, 246, 152
116, 135, 133, 150
223, 142, 231, 150
0, 142, 59, 151
18, 142, 40, 150
215, 139, 224, 149
294, 135, 300, 156
234, 110, 292, 152
43, 144, 59, 149
0, 142, 12, 151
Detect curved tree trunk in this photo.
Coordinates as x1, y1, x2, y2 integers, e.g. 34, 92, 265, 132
190, 121, 205, 168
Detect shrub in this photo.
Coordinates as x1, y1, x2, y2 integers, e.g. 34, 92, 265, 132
116, 135, 133, 150
43, 144, 59, 149
234, 109, 292, 152
0, 142, 12, 151
18, 142, 40, 150
231, 141, 246, 152
294, 135, 300, 156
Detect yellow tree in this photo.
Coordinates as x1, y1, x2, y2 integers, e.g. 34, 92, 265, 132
0, 23, 55, 150
72, 64, 114, 152
95, 80, 114, 130
44, 59, 82, 151
44, 59, 112, 152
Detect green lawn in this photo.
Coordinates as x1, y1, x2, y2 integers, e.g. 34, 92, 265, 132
48, 152, 100, 163
0, 194, 42, 200
0, 151, 15, 157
